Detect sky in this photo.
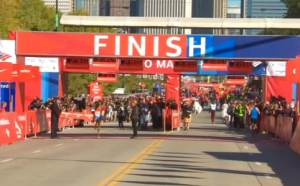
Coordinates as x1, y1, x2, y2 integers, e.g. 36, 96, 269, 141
228, 0, 241, 7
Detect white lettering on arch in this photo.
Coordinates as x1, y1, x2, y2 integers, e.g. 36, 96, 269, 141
166, 37, 182, 57
128, 36, 146, 56
144, 60, 152, 68
94, 35, 109, 55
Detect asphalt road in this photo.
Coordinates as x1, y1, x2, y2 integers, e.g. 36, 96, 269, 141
0, 111, 300, 186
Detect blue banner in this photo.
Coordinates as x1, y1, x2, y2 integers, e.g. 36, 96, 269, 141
0, 82, 16, 112
156, 83, 162, 93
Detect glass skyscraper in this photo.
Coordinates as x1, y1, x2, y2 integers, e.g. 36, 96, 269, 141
242, 0, 287, 35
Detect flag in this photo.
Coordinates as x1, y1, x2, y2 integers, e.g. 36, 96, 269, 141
0, 52, 12, 61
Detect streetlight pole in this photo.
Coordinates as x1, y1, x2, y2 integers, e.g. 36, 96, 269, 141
55, 0, 59, 31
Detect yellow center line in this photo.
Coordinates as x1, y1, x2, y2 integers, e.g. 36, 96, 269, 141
98, 131, 172, 186
106, 131, 172, 186
107, 139, 164, 186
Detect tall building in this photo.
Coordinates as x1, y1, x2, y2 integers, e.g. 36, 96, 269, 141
131, 0, 192, 34
42, 0, 74, 14
192, 0, 227, 35
75, 0, 100, 16
242, 0, 287, 35
227, 5, 240, 35
102, 0, 131, 16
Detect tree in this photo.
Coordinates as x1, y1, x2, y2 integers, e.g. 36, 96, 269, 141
18, 0, 57, 31
281, 0, 300, 18
258, 0, 300, 35
68, 73, 165, 96
0, 0, 22, 38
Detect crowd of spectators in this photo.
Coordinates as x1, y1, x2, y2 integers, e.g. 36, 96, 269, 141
28, 95, 87, 112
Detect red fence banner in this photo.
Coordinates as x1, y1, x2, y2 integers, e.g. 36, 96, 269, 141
0, 112, 26, 145
171, 110, 180, 129
290, 119, 300, 154
0, 110, 94, 146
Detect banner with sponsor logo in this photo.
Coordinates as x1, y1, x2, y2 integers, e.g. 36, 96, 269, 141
25, 57, 59, 72
0, 112, 25, 145
0, 62, 13, 81
266, 61, 286, 77
0, 40, 16, 63
16, 32, 300, 60
12, 64, 33, 82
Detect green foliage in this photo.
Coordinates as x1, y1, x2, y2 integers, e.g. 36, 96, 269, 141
258, 29, 300, 35
281, 0, 300, 18
68, 73, 164, 96
259, 0, 300, 35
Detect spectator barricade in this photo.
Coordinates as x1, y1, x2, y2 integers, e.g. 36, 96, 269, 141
261, 115, 294, 142
0, 110, 93, 147
0, 112, 26, 146
58, 112, 94, 129
290, 120, 300, 154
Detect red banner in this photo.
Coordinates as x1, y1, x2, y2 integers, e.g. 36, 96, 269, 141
12, 64, 33, 82
286, 58, 300, 82
190, 83, 219, 87
89, 83, 103, 98
64, 58, 90, 72
30, 66, 41, 82
173, 60, 198, 72
16, 32, 188, 58
228, 62, 253, 74
97, 74, 117, 83
202, 64, 228, 71
0, 62, 13, 81
225, 79, 246, 85
202, 59, 228, 71
143, 60, 197, 74
91, 62, 118, 72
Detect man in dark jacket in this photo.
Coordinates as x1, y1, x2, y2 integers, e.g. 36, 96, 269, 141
50, 98, 62, 139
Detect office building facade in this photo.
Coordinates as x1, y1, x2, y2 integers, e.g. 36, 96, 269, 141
227, 6, 240, 35
192, 0, 227, 35
75, 0, 100, 16
42, 0, 74, 14
102, 0, 131, 16
131, 0, 192, 34
242, 0, 287, 35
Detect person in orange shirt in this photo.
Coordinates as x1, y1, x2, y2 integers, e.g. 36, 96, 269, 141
0, 102, 7, 113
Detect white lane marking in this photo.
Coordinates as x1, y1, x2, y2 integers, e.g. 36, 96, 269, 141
264, 174, 272, 178
1, 158, 13, 163
255, 162, 262, 165
55, 143, 63, 147
244, 146, 249, 149
32, 150, 41, 154
74, 139, 79, 141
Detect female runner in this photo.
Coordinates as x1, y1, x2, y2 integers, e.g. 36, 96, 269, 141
94, 101, 103, 138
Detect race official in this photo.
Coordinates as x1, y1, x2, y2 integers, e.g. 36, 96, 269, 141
50, 98, 62, 139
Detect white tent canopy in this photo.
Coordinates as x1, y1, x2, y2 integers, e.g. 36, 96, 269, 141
60, 15, 300, 29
